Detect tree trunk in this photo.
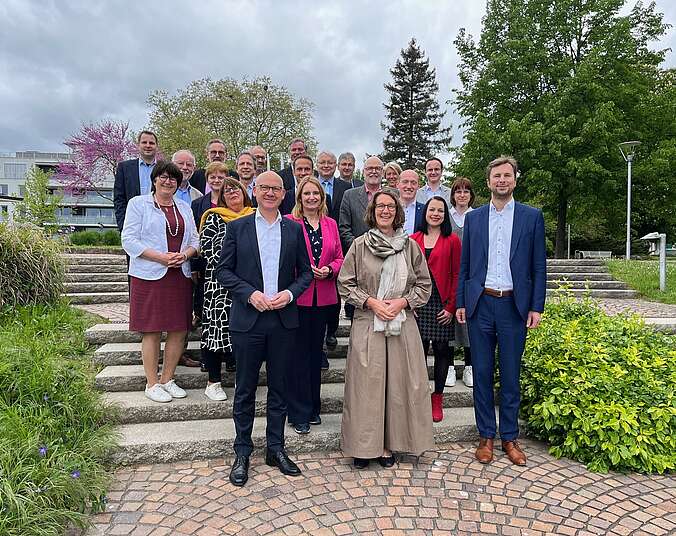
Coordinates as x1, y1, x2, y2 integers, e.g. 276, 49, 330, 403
554, 189, 567, 259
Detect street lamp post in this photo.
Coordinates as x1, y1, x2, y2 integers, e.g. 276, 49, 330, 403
619, 141, 641, 260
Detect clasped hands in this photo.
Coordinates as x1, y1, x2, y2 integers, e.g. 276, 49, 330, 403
249, 290, 291, 312
311, 265, 330, 280
162, 252, 186, 268
366, 297, 408, 322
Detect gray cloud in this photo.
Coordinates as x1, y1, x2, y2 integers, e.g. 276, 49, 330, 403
1, 0, 673, 164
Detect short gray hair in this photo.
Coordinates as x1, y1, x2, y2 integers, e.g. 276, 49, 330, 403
236, 151, 255, 166
206, 138, 227, 151
338, 152, 355, 164
317, 151, 336, 162
288, 138, 306, 150
171, 149, 195, 162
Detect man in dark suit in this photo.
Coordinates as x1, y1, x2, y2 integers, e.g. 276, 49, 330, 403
216, 171, 313, 487
189, 139, 228, 195
397, 169, 425, 235
338, 152, 363, 187
278, 138, 307, 191
278, 153, 314, 215
113, 130, 158, 231
456, 155, 546, 467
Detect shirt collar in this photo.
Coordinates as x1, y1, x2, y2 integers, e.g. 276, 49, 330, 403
319, 175, 334, 184
490, 198, 515, 213
255, 208, 282, 225
139, 158, 156, 167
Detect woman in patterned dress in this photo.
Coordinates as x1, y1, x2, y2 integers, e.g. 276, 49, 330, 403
198, 177, 255, 401
411, 196, 461, 422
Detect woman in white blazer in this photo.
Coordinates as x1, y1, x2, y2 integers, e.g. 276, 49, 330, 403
121, 160, 199, 403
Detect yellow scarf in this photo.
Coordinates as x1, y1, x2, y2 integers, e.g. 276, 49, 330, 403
199, 206, 255, 231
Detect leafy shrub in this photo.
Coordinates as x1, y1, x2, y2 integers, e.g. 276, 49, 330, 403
522, 293, 676, 473
0, 303, 117, 535
69, 230, 121, 246
0, 223, 64, 309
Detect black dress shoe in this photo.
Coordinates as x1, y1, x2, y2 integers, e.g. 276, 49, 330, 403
378, 455, 396, 468
294, 423, 310, 434
321, 352, 330, 370
353, 457, 369, 469
309, 415, 321, 425
229, 455, 249, 487
325, 334, 338, 350
225, 362, 236, 372
265, 450, 301, 476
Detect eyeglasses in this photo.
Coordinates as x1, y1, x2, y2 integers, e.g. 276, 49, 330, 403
375, 203, 397, 212
223, 187, 241, 194
209, 150, 226, 156
257, 185, 284, 194
365, 166, 383, 172
157, 174, 178, 183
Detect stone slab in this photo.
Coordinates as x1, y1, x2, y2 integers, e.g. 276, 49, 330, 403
64, 292, 129, 304
65, 272, 128, 283
65, 281, 128, 293
62, 254, 126, 265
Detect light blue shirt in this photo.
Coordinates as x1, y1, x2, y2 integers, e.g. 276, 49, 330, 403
484, 199, 515, 291
416, 183, 451, 206
319, 176, 334, 200
245, 180, 255, 201
174, 184, 192, 205
403, 201, 416, 236
254, 210, 294, 302
138, 160, 155, 195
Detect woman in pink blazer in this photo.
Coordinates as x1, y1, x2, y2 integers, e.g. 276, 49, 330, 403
285, 176, 344, 434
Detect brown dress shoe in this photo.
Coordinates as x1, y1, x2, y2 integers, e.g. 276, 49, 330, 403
475, 437, 494, 464
178, 354, 201, 367
501, 440, 527, 466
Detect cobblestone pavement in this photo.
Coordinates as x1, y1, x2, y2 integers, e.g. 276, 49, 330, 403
88, 439, 675, 536
77, 298, 676, 325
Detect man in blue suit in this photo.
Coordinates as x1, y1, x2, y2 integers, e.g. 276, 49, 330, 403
216, 171, 312, 487
397, 169, 425, 235
456, 156, 546, 466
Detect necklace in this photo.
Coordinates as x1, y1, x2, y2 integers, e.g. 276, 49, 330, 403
154, 196, 179, 237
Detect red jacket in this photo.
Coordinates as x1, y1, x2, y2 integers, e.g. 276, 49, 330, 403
285, 215, 344, 307
411, 232, 461, 313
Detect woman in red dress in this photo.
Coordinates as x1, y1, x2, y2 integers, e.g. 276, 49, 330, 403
121, 161, 200, 403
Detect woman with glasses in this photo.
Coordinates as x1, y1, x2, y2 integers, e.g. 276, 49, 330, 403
411, 196, 461, 422
121, 160, 200, 403
448, 177, 476, 388
338, 189, 433, 469
198, 176, 255, 401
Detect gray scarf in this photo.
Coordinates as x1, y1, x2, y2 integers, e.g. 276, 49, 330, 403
364, 228, 409, 336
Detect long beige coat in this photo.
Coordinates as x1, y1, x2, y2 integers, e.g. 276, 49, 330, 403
337, 235, 434, 458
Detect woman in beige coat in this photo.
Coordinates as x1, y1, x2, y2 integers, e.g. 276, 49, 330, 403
338, 189, 433, 469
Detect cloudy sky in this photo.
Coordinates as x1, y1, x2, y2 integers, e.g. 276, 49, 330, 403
1, 0, 674, 162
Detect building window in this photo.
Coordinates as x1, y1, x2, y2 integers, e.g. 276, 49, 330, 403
101, 208, 113, 218
0, 184, 8, 196
19, 185, 26, 196
0, 205, 8, 213
3, 163, 27, 179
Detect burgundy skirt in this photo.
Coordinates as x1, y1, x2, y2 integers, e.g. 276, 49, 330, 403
129, 268, 192, 333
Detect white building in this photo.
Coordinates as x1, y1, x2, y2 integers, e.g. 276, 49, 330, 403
0, 151, 115, 230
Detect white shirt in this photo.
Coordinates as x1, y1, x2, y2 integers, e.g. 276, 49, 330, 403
484, 199, 515, 291
121, 195, 200, 280
450, 205, 473, 228
254, 209, 294, 301
403, 201, 416, 235
416, 183, 451, 206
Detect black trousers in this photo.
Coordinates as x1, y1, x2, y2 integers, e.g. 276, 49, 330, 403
230, 311, 295, 457
288, 305, 328, 424
325, 299, 340, 339
422, 339, 452, 394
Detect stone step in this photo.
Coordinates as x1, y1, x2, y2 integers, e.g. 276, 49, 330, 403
95, 361, 463, 392
64, 247, 124, 255
547, 272, 614, 281
543, 265, 609, 273
62, 254, 126, 265
546, 280, 629, 290
65, 282, 128, 293
546, 259, 606, 266
110, 408, 480, 465
545, 289, 637, 298
64, 292, 129, 304
65, 272, 128, 283
104, 383, 475, 425
644, 318, 676, 334
66, 264, 127, 273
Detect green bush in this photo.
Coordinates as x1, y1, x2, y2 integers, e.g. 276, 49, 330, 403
0, 223, 64, 309
522, 293, 676, 473
69, 230, 121, 247
0, 303, 117, 535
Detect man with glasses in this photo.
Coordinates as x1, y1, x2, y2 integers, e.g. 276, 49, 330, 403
216, 171, 313, 487
249, 145, 268, 177
190, 139, 228, 194
172, 150, 203, 205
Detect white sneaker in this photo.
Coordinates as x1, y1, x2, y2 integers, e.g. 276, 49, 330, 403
159, 379, 187, 399
145, 383, 172, 403
204, 382, 228, 401
462, 365, 474, 387
445, 368, 457, 388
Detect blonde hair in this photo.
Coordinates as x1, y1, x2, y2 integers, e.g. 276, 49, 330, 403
292, 176, 328, 218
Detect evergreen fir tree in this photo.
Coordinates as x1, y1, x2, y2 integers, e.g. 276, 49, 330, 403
381, 38, 451, 170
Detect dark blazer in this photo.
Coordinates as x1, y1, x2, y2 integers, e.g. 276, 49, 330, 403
456, 201, 547, 321
215, 213, 313, 331
279, 188, 295, 215
189, 169, 207, 195
338, 185, 370, 253
324, 178, 352, 222
413, 202, 425, 233
278, 166, 295, 191
113, 158, 141, 231
340, 177, 363, 188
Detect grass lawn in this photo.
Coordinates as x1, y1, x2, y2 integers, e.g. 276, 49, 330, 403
0, 302, 117, 536
606, 259, 676, 304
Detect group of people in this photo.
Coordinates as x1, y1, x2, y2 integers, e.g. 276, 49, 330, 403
115, 132, 546, 487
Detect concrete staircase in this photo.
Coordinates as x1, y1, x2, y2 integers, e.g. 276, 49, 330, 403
87, 321, 478, 465
546, 259, 637, 298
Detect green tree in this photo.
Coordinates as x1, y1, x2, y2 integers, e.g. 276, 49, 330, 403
147, 76, 315, 168
453, 0, 672, 257
381, 38, 452, 169
14, 167, 61, 231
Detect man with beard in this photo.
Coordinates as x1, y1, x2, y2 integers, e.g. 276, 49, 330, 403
455, 156, 546, 467
250, 145, 268, 177
172, 150, 203, 204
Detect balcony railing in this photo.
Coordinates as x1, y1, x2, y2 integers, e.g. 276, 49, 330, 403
57, 215, 117, 225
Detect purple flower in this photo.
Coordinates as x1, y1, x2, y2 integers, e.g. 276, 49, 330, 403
38, 446, 47, 457
43, 394, 49, 401
70, 470, 81, 479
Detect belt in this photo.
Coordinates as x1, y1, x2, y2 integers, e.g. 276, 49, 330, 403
483, 288, 513, 298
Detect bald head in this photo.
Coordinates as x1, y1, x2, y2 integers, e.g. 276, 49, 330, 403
256, 170, 284, 187
397, 169, 420, 204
